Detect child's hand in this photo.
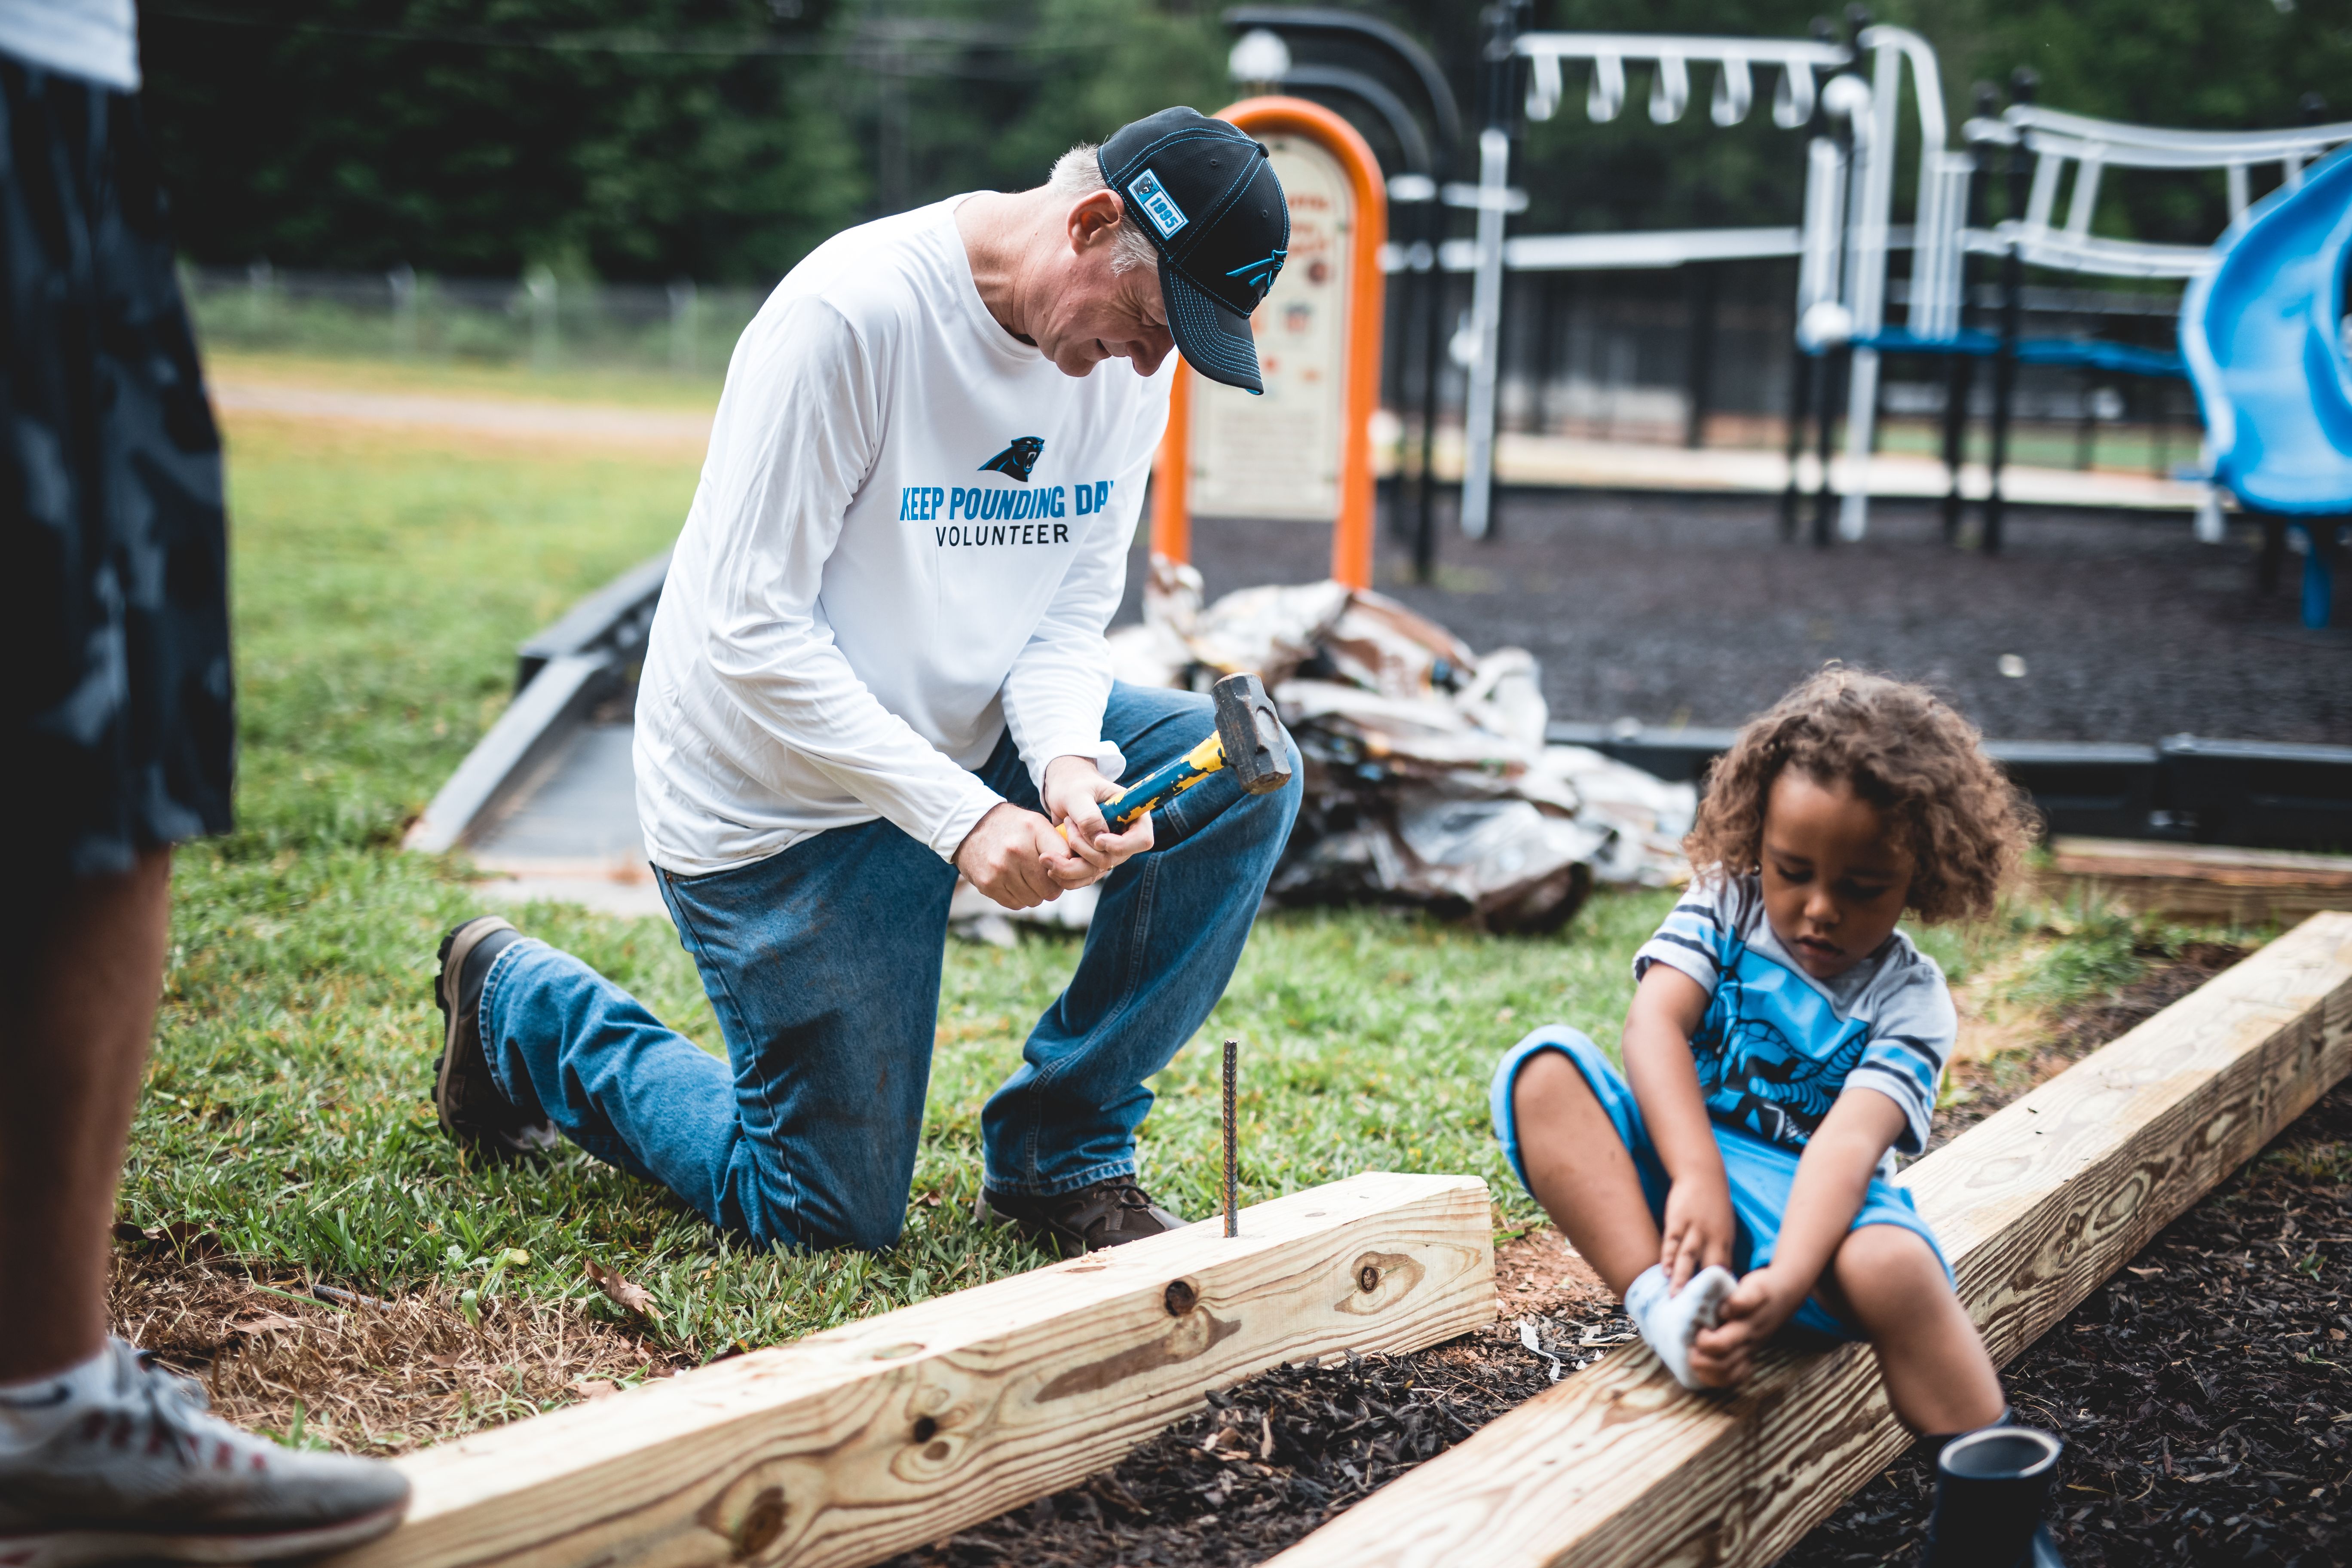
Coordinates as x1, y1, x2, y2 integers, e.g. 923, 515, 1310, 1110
1659, 1173, 1736, 1292
1686, 1264, 1810, 1387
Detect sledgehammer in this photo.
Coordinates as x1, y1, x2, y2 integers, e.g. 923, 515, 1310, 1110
1063, 673, 1292, 839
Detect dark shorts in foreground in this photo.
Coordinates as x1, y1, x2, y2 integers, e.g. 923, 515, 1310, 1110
3, 59, 232, 878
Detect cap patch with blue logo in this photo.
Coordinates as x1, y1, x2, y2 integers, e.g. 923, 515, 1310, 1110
1126, 170, 1188, 239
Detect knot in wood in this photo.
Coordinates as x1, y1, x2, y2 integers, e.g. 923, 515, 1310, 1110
1165, 1278, 1198, 1316
1358, 1263, 1382, 1293
911, 1416, 938, 1442
730, 1485, 786, 1560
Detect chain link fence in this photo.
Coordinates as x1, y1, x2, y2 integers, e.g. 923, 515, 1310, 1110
181, 264, 771, 377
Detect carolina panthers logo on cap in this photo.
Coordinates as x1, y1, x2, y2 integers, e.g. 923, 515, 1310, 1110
1226, 247, 1288, 299
979, 437, 1044, 482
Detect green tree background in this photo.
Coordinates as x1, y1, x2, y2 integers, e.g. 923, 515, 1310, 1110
141, 0, 2352, 285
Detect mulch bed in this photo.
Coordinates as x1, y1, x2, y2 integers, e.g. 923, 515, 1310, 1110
1123, 498, 2352, 746
883, 1235, 1622, 1568
1783, 1081, 2352, 1567
899, 942, 2352, 1568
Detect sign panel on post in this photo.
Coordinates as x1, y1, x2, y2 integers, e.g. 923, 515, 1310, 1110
1151, 96, 1385, 588
1190, 132, 1354, 522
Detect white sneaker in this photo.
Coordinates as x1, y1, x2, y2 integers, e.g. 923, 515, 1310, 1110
0, 1340, 407, 1566
1625, 1263, 1738, 1390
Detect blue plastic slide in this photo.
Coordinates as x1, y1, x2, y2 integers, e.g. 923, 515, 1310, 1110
2181, 145, 2352, 628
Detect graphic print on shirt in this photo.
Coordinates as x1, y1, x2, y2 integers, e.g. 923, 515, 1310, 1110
979, 436, 1045, 481
1633, 874, 1951, 1160
902, 438, 1122, 548
1694, 993, 1873, 1145
1691, 919, 1879, 1146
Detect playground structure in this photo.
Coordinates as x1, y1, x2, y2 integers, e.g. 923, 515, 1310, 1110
1319, 12, 2352, 630
1899, 96, 2352, 591
1468, 25, 1891, 544
2182, 137, 2352, 631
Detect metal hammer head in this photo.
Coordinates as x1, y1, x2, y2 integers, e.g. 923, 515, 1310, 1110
1211, 673, 1293, 796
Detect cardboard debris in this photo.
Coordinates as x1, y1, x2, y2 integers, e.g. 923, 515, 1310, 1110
957, 559, 1692, 941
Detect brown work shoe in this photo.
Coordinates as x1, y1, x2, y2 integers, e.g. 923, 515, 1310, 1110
977, 1176, 1186, 1256
430, 916, 557, 1159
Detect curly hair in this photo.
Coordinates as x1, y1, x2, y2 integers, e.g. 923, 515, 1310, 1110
1683, 667, 2037, 924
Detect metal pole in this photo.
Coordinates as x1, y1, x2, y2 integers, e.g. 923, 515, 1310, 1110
1813, 347, 1846, 546
1835, 29, 1897, 541
1222, 1038, 1240, 1237
1943, 95, 1993, 544
1533, 270, 1559, 437
1941, 353, 1975, 542
1684, 262, 1718, 450
1460, 0, 1528, 542
1985, 67, 2036, 556
1414, 206, 1443, 583
1459, 126, 1512, 541
1782, 346, 1815, 541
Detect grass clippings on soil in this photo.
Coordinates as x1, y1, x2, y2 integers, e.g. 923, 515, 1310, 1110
109, 1237, 688, 1456
1782, 1082, 2352, 1568
1932, 931, 2253, 1151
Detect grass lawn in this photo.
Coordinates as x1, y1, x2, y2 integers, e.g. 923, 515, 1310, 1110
125, 354, 2268, 1452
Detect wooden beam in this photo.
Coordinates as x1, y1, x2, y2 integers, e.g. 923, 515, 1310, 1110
2039, 835, 2352, 925
1265, 910, 2352, 1568
325, 1172, 1493, 1568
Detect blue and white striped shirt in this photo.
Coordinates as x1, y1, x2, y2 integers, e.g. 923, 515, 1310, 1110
1633, 872, 1954, 1164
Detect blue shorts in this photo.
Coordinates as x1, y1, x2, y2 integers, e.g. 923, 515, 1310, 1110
1489, 1026, 1951, 1342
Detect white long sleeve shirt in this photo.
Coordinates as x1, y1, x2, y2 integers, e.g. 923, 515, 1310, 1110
634, 196, 1173, 876
0, 0, 139, 89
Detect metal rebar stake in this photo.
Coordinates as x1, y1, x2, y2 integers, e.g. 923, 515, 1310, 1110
1222, 1038, 1240, 1237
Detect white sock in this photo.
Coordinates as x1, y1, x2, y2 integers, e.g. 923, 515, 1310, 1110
1625, 1263, 1737, 1390
0, 1344, 115, 1453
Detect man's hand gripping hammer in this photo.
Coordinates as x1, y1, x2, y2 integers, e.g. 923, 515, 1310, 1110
1063, 673, 1292, 840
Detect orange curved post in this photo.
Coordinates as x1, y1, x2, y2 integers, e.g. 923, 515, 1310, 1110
1150, 95, 1389, 590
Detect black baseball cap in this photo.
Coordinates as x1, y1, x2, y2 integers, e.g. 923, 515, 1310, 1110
1098, 107, 1290, 395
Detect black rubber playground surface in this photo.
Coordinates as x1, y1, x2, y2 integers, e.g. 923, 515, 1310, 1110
1117, 492, 2349, 747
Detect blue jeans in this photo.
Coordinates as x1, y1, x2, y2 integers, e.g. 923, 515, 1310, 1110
477, 681, 1302, 1251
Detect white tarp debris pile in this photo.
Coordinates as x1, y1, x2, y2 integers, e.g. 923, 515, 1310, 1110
1105, 557, 1696, 933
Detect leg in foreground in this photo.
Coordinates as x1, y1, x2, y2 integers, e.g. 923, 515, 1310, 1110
461, 819, 959, 1252
1500, 1038, 1735, 1388
0, 855, 173, 1388
1509, 1048, 1661, 1295
1829, 1223, 2005, 1436
1830, 1225, 2066, 1563
0, 855, 408, 1563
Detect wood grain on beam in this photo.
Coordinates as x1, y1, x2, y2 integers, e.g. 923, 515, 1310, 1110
1266, 911, 2352, 1568
325, 1172, 1493, 1568
2040, 836, 2352, 925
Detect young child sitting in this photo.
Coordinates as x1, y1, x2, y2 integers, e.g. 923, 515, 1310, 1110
1491, 668, 2061, 1554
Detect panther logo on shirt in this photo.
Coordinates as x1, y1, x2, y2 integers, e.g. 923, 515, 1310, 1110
1696, 1011, 1872, 1145
978, 437, 1045, 483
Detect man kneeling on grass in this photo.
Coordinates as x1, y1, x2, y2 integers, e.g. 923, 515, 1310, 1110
1495, 670, 2071, 1562
429, 110, 1300, 1256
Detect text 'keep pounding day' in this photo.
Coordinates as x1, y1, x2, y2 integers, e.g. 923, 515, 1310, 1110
900, 480, 1117, 547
